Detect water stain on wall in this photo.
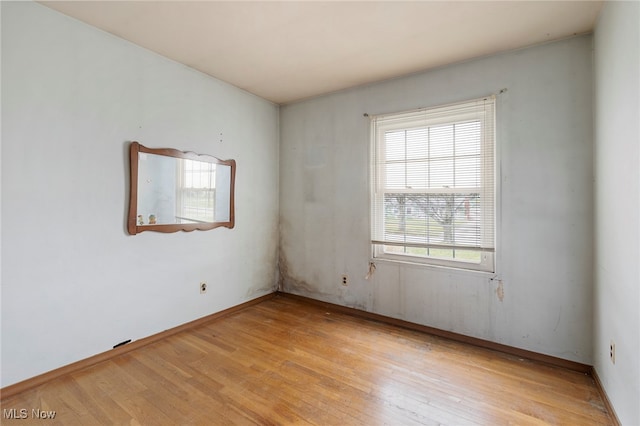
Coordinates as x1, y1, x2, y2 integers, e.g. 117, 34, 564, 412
246, 225, 280, 297
278, 247, 340, 302
495, 279, 505, 302
278, 251, 315, 293
246, 281, 277, 298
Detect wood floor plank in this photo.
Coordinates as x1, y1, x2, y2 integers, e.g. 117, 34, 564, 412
1, 295, 614, 425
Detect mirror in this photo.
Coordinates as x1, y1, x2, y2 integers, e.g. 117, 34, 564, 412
128, 141, 235, 234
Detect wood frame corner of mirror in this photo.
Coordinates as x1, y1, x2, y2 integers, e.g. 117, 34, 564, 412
128, 141, 236, 235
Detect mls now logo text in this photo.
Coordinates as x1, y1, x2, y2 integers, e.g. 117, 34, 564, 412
3, 408, 57, 420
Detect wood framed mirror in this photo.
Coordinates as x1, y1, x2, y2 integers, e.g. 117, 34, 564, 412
128, 141, 235, 234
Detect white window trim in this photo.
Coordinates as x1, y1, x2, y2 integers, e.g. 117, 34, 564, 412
370, 96, 496, 273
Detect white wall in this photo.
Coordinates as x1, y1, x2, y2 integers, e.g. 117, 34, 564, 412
594, 1, 640, 424
280, 36, 594, 364
1, 2, 279, 387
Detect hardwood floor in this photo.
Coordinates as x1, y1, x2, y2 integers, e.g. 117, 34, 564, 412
1, 294, 614, 425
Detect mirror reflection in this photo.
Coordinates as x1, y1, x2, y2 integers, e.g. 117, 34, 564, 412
137, 154, 231, 225
128, 142, 235, 234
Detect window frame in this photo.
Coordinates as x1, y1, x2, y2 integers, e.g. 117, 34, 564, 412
370, 97, 496, 273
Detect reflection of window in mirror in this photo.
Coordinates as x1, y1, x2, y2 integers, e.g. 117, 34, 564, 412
176, 159, 216, 224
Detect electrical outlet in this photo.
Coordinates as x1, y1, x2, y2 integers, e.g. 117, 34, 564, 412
200, 282, 207, 294
341, 275, 348, 286
610, 340, 615, 364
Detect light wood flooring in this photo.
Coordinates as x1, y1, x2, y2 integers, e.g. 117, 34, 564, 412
1, 294, 614, 425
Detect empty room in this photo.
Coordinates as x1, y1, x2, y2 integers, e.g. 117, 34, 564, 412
1, 1, 638, 425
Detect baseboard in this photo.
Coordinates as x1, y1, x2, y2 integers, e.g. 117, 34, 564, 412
0, 292, 276, 401
591, 367, 622, 426
278, 291, 592, 374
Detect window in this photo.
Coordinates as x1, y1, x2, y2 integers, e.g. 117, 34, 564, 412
176, 159, 217, 223
371, 97, 496, 272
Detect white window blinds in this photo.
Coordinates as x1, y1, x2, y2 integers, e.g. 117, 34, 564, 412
371, 96, 496, 272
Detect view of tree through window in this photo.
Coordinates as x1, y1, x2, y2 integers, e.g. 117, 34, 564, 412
371, 97, 495, 271
384, 193, 481, 262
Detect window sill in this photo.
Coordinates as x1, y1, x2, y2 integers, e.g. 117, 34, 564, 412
371, 256, 497, 278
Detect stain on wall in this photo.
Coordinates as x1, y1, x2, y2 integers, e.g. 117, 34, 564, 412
495, 279, 505, 302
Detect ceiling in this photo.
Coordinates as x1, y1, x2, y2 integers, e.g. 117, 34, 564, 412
40, 1, 604, 105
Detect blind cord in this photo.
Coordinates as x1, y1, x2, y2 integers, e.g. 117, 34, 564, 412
365, 262, 376, 280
